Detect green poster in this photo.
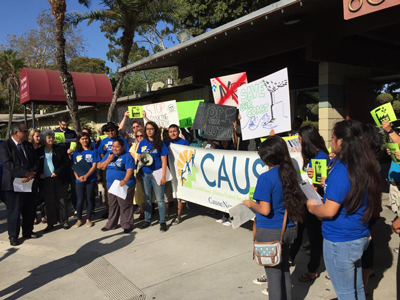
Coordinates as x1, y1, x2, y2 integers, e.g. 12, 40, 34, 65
70, 142, 77, 150
176, 100, 204, 128
54, 132, 65, 144
311, 159, 327, 185
370, 103, 397, 127
260, 138, 267, 143
128, 106, 143, 118
328, 147, 332, 153
100, 134, 108, 140
386, 143, 400, 164
248, 187, 256, 202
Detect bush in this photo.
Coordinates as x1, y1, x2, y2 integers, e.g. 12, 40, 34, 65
392, 100, 400, 113
301, 120, 318, 130
376, 93, 393, 104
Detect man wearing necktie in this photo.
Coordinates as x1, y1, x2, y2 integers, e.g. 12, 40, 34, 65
0, 123, 40, 246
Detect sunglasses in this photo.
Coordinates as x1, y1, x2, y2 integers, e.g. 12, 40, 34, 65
136, 135, 144, 138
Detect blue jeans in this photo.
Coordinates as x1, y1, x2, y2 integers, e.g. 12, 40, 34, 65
142, 172, 166, 223
75, 181, 96, 221
323, 237, 370, 300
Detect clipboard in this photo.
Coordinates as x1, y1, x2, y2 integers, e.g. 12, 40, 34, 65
72, 158, 91, 177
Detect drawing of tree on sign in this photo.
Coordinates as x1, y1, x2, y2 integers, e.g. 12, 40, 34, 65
263, 79, 288, 121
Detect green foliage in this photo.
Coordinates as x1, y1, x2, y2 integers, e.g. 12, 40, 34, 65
3, 9, 86, 69
301, 120, 318, 130
69, 57, 110, 74
0, 127, 7, 140
175, 0, 280, 36
392, 100, 400, 113
376, 93, 394, 104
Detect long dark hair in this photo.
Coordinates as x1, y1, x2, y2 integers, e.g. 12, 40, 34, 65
258, 136, 305, 223
333, 120, 381, 222
76, 132, 93, 152
298, 125, 329, 169
144, 121, 162, 151
362, 123, 383, 159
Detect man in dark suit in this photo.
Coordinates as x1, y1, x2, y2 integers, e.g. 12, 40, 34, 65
0, 123, 41, 246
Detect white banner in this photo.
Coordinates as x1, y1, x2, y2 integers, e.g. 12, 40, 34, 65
168, 144, 268, 212
143, 100, 180, 128
238, 68, 291, 140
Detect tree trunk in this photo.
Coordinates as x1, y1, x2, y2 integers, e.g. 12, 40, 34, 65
107, 28, 134, 122
6, 89, 15, 140
49, 0, 81, 132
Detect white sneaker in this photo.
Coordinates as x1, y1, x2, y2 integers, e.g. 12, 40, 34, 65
261, 288, 269, 296
222, 220, 232, 226
216, 216, 227, 224
253, 274, 268, 285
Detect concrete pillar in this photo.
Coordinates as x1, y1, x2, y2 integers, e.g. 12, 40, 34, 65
318, 62, 371, 147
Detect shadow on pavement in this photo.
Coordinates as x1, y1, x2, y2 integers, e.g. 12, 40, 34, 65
0, 232, 136, 300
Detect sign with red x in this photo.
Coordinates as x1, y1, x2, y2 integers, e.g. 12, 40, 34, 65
210, 72, 247, 107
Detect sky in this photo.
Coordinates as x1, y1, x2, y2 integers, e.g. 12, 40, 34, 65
0, 0, 119, 71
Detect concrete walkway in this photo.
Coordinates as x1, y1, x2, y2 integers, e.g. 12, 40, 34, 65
0, 193, 398, 300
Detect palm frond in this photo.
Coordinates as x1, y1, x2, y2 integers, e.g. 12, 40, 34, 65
66, 9, 118, 26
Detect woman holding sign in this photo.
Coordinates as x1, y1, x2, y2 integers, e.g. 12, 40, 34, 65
290, 125, 329, 282
72, 132, 98, 228
243, 136, 305, 300
137, 121, 169, 232
307, 120, 381, 300
99, 139, 136, 233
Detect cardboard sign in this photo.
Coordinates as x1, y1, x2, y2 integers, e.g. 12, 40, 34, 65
143, 100, 180, 128
210, 72, 247, 107
370, 103, 397, 127
238, 68, 291, 140
192, 102, 237, 140
70, 142, 77, 150
128, 106, 143, 118
54, 132, 65, 144
176, 100, 204, 128
386, 143, 400, 164
311, 159, 327, 185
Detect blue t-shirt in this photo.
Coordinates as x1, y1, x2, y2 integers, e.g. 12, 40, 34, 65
137, 139, 169, 174
322, 159, 369, 242
101, 152, 136, 188
72, 149, 98, 183
98, 136, 129, 158
388, 161, 400, 182
165, 138, 190, 147
253, 167, 295, 229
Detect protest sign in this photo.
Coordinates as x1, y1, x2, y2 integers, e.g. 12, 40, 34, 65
143, 100, 179, 128
100, 135, 108, 140
168, 144, 268, 212
117, 106, 134, 136
370, 103, 397, 127
70, 142, 77, 150
386, 143, 400, 164
210, 72, 247, 107
168, 141, 305, 212
311, 159, 327, 184
283, 136, 307, 181
128, 106, 143, 118
192, 102, 236, 140
176, 100, 204, 128
238, 68, 291, 140
54, 132, 65, 144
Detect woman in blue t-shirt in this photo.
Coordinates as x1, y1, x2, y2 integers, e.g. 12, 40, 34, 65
290, 125, 329, 282
244, 136, 305, 300
307, 120, 381, 300
72, 132, 98, 228
99, 138, 136, 233
137, 121, 169, 232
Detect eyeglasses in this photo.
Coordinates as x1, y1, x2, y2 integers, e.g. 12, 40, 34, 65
136, 135, 144, 138
146, 128, 155, 131
132, 126, 140, 129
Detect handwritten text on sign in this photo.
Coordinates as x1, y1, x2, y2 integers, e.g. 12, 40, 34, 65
143, 100, 180, 128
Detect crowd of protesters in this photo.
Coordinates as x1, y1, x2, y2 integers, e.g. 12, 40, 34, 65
1, 112, 400, 300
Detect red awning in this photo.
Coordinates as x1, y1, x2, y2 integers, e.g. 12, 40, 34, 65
20, 68, 112, 105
